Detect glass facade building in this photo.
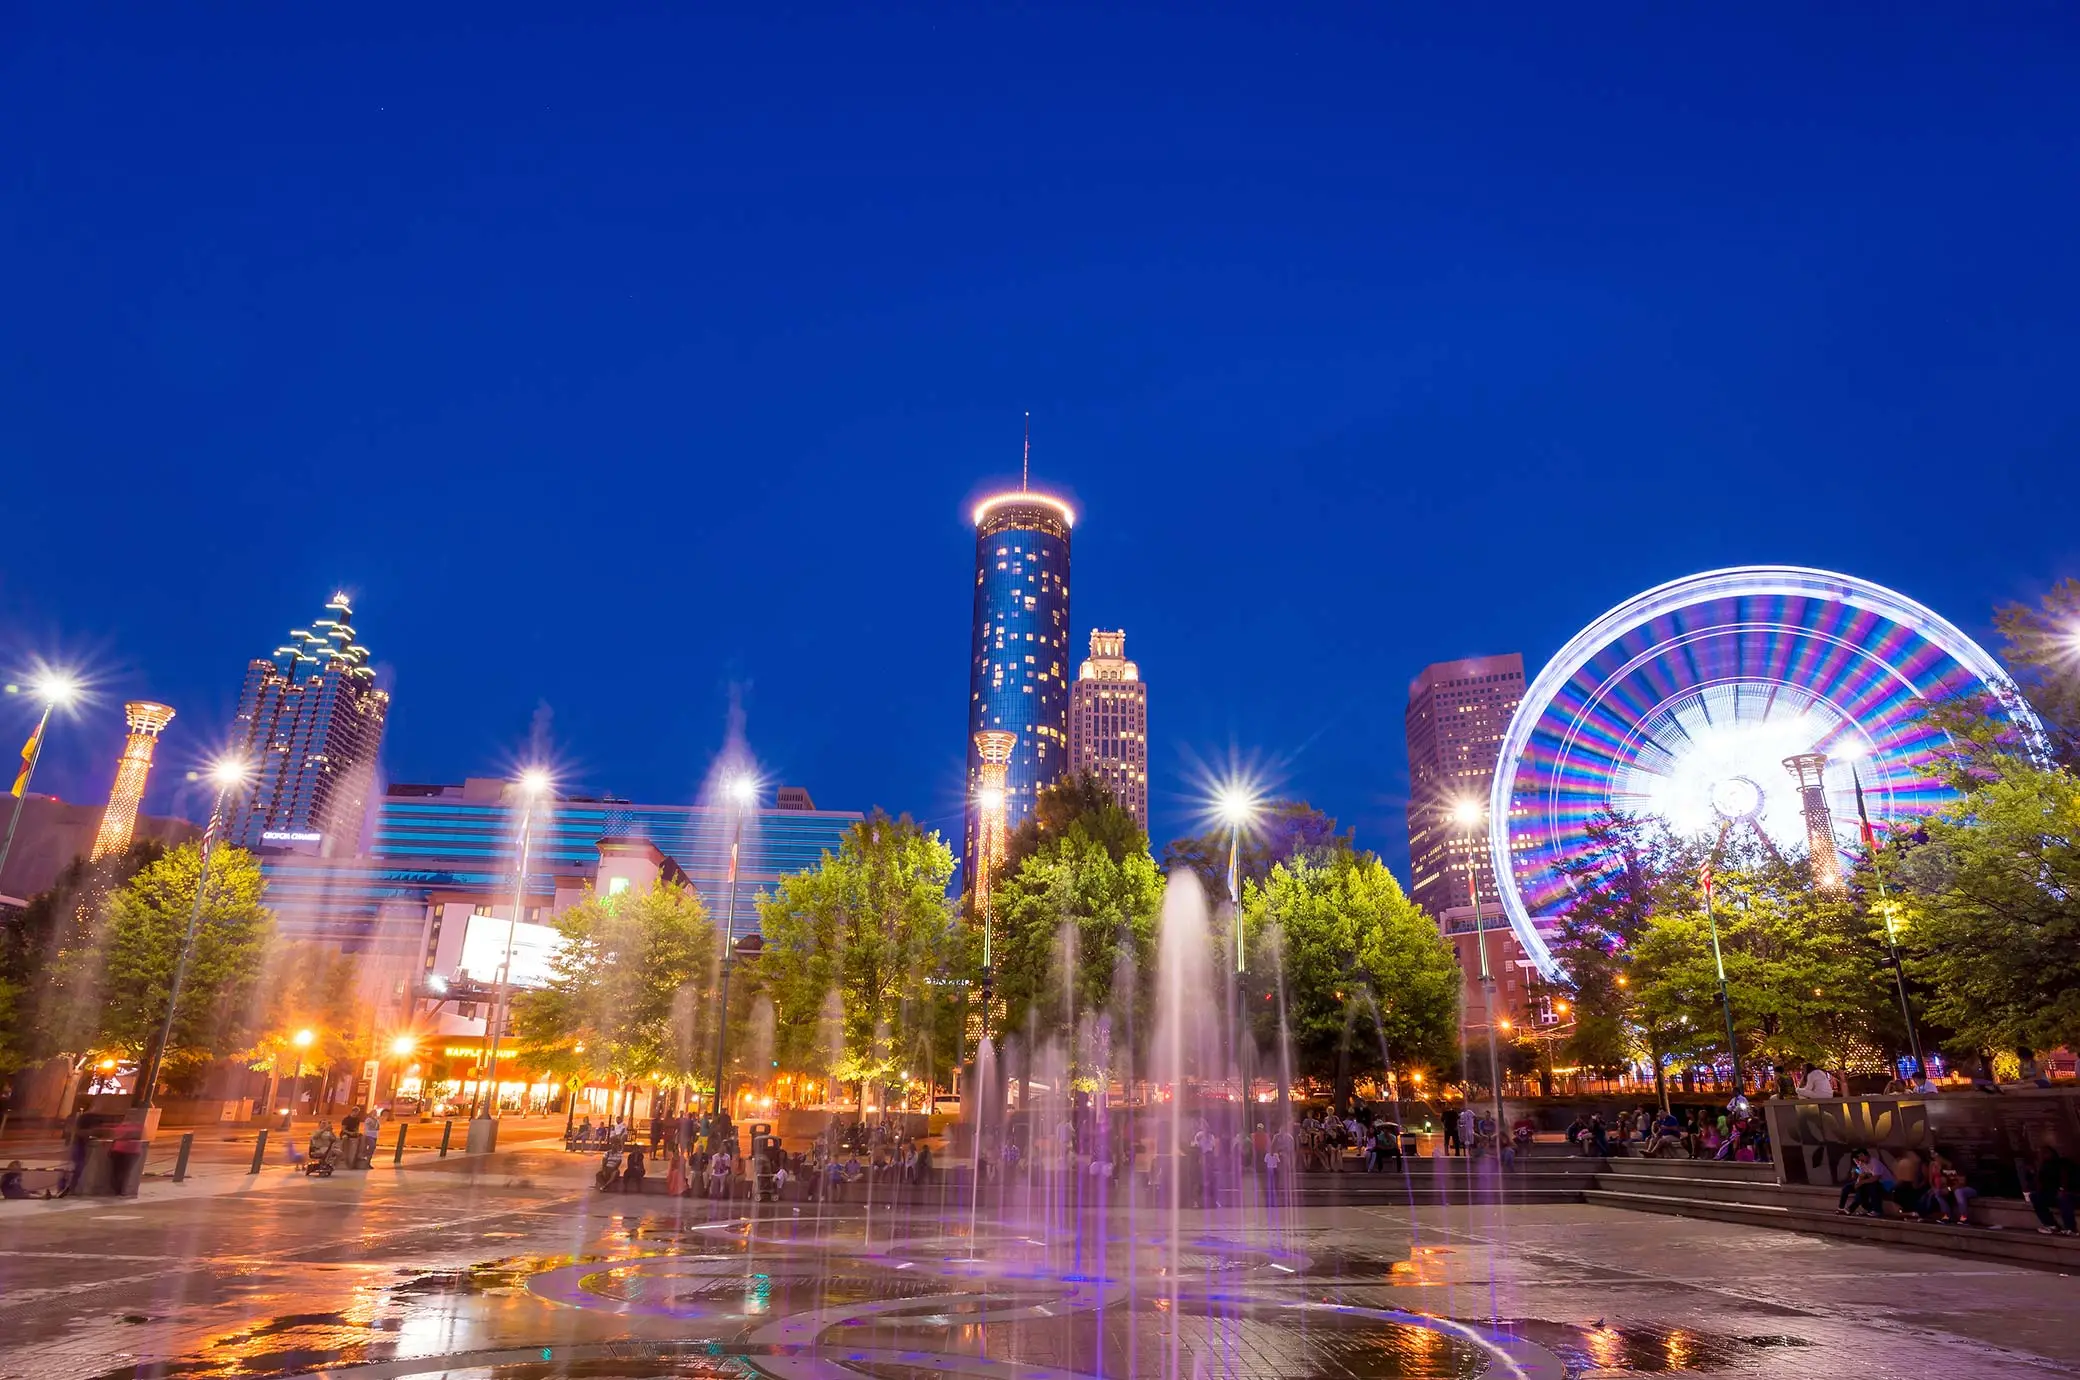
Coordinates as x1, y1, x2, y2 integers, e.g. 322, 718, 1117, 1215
258, 784, 863, 952
224, 593, 390, 856
964, 492, 1073, 887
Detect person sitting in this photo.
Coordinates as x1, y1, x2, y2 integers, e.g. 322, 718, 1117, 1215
2029, 1140, 2076, 1236
1564, 1114, 1591, 1156
1928, 1153, 1976, 1225
571, 1116, 593, 1152
1796, 1062, 1838, 1099
913, 1140, 933, 1184
1889, 1151, 1937, 1220
306, 1120, 340, 1172
620, 1143, 647, 1193
595, 1143, 625, 1191
706, 1147, 734, 1199
1, 1160, 32, 1199
1840, 1149, 1891, 1215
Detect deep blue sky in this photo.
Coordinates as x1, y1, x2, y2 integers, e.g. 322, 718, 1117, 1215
5, 6, 2078, 879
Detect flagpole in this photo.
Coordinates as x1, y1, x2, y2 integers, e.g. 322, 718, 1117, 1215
1853, 762, 1925, 1079
0, 698, 57, 889
1702, 825, 1743, 1096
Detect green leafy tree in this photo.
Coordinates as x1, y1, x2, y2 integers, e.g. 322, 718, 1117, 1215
513, 879, 719, 1109
758, 812, 969, 1108
992, 828, 1164, 1085
1894, 753, 2080, 1056
1993, 578, 2080, 768
242, 942, 365, 1109
998, 771, 1148, 883
81, 843, 273, 1100
1240, 852, 1460, 1099
0, 841, 164, 1075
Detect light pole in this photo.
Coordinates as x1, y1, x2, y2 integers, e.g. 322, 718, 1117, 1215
710, 774, 757, 1119
1452, 799, 1507, 1155
135, 756, 252, 1110
474, 768, 550, 1127
0, 672, 80, 887
286, 1027, 315, 1126
1699, 830, 1744, 1095
1216, 786, 1261, 973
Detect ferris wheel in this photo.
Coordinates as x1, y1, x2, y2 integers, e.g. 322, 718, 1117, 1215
1490, 565, 2045, 981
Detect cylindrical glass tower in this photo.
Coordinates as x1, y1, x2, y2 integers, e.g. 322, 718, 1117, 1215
964, 491, 1073, 892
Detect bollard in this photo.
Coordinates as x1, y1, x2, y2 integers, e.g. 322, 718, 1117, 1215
393, 1122, 408, 1165
438, 1118, 453, 1158
172, 1132, 195, 1184
248, 1127, 270, 1175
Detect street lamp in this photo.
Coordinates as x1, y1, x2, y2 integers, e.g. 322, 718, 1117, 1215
1217, 784, 1261, 973
285, 1026, 315, 1125
475, 768, 551, 1127
136, 755, 252, 1110
710, 773, 758, 1118
1450, 798, 1508, 1155
1840, 746, 1926, 1080
0, 671, 81, 887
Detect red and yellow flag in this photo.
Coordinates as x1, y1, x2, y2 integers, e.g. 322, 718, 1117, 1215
11, 722, 39, 798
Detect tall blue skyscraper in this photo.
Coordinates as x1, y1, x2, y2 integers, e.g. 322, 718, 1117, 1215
964, 489, 1074, 889
225, 593, 390, 857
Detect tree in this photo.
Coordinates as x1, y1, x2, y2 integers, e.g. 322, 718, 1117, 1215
758, 812, 969, 1108
242, 942, 365, 1110
1240, 852, 1460, 1100
513, 879, 719, 1111
1160, 800, 1354, 904
83, 843, 273, 1098
1993, 578, 2080, 768
0, 841, 164, 1075
1894, 753, 2080, 1056
991, 827, 1164, 1085
998, 771, 1147, 882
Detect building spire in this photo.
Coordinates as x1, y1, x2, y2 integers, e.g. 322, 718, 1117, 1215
1022, 411, 1030, 491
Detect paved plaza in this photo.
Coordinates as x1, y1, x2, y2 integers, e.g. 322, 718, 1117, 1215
1, 1147, 2075, 1380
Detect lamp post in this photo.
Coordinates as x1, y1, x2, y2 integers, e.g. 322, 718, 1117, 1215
710, 774, 757, 1118
1452, 799, 1507, 1155
135, 756, 252, 1110
473, 768, 550, 1128
286, 1027, 315, 1127
1216, 786, 1260, 973
1699, 830, 1745, 1096
0, 672, 80, 887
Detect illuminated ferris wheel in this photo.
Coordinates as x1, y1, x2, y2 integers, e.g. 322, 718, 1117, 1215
1490, 566, 2045, 981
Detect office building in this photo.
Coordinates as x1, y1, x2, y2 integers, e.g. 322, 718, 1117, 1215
963, 488, 1073, 888
1067, 629, 1148, 829
223, 593, 390, 857
89, 701, 176, 861
1404, 653, 1528, 1038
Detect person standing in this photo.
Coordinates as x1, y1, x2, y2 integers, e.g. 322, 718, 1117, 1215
2030, 1140, 2076, 1235
361, 1105, 382, 1168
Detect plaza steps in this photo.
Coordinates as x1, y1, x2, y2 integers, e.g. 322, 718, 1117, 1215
1584, 1156, 2080, 1271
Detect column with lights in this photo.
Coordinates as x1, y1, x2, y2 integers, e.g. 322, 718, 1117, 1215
1452, 799, 1508, 1155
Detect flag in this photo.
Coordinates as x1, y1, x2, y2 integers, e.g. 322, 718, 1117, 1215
1851, 763, 1878, 854
10, 723, 38, 798
1699, 858, 1714, 906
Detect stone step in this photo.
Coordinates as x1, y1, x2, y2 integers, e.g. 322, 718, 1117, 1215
1581, 1187, 2080, 1270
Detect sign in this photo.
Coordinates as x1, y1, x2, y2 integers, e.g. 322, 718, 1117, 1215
261, 830, 324, 843
456, 913, 566, 990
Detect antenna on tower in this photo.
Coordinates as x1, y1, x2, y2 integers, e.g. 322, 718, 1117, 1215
1022, 411, 1030, 491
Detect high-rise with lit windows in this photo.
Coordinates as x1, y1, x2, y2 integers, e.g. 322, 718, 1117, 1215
224, 593, 391, 857
1067, 629, 1148, 830
1404, 653, 1529, 1039
963, 490, 1073, 889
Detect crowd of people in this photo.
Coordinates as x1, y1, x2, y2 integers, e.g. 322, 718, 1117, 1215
1838, 1139, 2076, 1234
1562, 1104, 1771, 1162
572, 1113, 936, 1200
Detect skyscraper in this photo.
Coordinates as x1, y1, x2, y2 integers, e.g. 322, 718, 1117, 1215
964, 489, 1072, 888
88, 701, 175, 861
225, 594, 390, 857
1404, 654, 1531, 1040
1067, 629, 1148, 830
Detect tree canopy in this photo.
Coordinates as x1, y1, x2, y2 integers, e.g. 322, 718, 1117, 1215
1240, 851, 1460, 1090
758, 811, 969, 1097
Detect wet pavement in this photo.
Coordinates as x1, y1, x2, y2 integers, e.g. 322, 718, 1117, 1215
1, 1149, 2075, 1380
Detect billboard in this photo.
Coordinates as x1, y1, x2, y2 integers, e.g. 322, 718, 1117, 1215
456, 914, 565, 990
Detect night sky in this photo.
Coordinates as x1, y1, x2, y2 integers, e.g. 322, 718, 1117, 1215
5, 7, 2078, 880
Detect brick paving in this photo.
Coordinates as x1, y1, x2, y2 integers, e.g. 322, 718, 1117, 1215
0, 1151, 2073, 1380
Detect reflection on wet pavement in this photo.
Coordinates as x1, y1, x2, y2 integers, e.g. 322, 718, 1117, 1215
3, 1152, 2073, 1380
